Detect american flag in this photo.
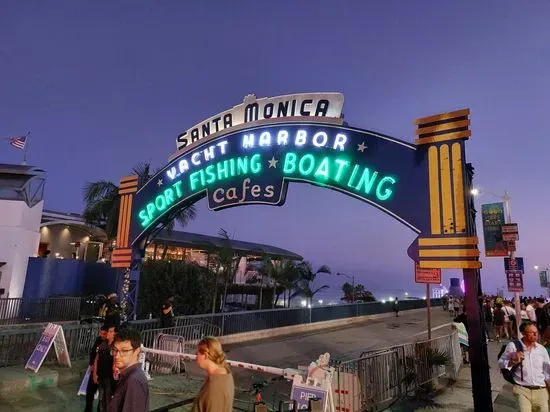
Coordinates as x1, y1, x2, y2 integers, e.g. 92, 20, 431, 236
9, 136, 27, 149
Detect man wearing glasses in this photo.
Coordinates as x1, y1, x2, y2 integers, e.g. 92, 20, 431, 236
499, 322, 550, 412
107, 328, 149, 412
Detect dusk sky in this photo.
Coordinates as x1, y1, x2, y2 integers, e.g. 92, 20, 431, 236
1, 1, 549, 299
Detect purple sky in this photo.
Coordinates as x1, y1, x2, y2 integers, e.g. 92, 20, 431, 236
1, 1, 549, 298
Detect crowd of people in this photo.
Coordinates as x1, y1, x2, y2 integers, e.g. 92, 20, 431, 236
87, 293, 234, 412
444, 294, 550, 412
443, 294, 550, 343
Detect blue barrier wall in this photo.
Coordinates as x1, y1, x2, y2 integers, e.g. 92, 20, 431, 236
23, 257, 119, 299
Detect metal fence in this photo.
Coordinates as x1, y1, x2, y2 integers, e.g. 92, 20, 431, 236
141, 322, 222, 353
0, 297, 97, 326
333, 331, 461, 412
0, 322, 101, 367
0, 298, 440, 367
130, 298, 441, 337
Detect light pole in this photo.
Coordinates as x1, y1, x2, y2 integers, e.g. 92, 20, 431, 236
337, 273, 355, 302
472, 188, 522, 338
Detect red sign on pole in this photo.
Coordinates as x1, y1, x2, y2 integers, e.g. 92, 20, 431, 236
506, 270, 524, 292
415, 264, 442, 284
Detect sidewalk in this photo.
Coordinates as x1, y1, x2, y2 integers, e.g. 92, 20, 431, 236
385, 339, 519, 411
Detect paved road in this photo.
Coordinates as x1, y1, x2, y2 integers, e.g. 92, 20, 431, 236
0, 307, 455, 411
222, 307, 454, 408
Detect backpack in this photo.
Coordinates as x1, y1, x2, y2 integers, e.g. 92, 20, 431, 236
498, 340, 523, 384
507, 306, 517, 322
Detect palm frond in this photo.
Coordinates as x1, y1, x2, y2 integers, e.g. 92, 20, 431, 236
132, 162, 151, 187
82, 181, 117, 203
311, 285, 329, 296
316, 265, 332, 274
175, 205, 197, 227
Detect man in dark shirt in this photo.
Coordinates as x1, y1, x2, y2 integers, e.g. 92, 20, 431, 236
108, 328, 149, 412
535, 298, 548, 335
85, 325, 108, 412
93, 325, 116, 412
101, 294, 121, 328
160, 296, 175, 329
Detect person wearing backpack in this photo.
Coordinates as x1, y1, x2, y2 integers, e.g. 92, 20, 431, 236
498, 322, 550, 412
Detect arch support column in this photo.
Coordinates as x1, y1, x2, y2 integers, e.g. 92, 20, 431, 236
111, 175, 141, 320
415, 108, 481, 269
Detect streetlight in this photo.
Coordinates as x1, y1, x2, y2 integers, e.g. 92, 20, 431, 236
337, 273, 355, 302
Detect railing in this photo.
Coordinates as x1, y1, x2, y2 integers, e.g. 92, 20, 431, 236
130, 298, 441, 337
141, 322, 222, 353
0, 297, 92, 325
0, 322, 101, 367
333, 331, 461, 412
0, 299, 440, 367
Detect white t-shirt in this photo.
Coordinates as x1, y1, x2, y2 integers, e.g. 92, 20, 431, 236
526, 304, 537, 322
503, 305, 515, 322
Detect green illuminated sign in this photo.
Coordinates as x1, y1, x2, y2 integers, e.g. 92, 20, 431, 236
281, 152, 396, 201
130, 123, 428, 244
138, 149, 397, 229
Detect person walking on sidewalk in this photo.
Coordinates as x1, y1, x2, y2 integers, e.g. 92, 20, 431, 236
493, 303, 505, 343
192, 336, 234, 412
108, 328, 149, 412
392, 298, 399, 317
85, 325, 108, 412
498, 322, 550, 412
93, 325, 117, 412
483, 300, 494, 341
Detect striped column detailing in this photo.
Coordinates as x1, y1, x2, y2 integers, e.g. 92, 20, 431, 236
112, 175, 138, 269
415, 109, 480, 270
415, 108, 471, 145
418, 237, 481, 269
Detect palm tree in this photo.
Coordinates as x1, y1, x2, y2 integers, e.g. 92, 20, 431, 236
82, 162, 196, 244
291, 261, 331, 306
217, 228, 244, 312
258, 256, 299, 308
82, 180, 120, 240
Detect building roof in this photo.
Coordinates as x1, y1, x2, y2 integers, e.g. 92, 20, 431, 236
40, 210, 303, 261
152, 230, 303, 261
0, 163, 46, 207
0, 163, 46, 174
41, 209, 108, 241
42, 209, 88, 224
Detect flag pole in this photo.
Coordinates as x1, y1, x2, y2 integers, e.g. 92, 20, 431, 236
22, 131, 30, 165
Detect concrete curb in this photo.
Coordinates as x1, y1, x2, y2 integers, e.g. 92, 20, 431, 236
219, 307, 427, 345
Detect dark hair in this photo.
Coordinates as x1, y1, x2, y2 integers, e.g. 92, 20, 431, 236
113, 328, 142, 349
520, 321, 537, 333
103, 324, 118, 332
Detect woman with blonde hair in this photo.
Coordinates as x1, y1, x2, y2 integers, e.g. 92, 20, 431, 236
191, 336, 234, 412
